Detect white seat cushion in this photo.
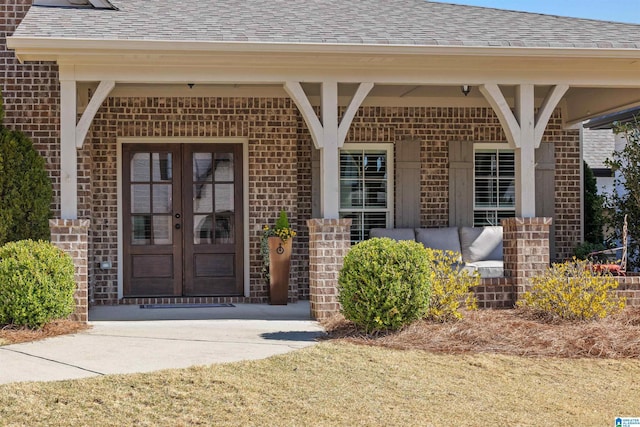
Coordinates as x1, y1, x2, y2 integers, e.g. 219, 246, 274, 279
464, 260, 504, 278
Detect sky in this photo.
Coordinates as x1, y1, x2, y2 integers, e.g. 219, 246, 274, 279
430, 0, 640, 24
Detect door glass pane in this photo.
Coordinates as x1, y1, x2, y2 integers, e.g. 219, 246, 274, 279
152, 216, 172, 245
215, 184, 234, 213
152, 153, 172, 182
215, 214, 234, 244
214, 153, 234, 181
131, 215, 151, 245
152, 184, 172, 213
131, 184, 151, 213
194, 214, 213, 245
131, 153, 150, 182
193, 153, 213, 182
193, 184, 213, 213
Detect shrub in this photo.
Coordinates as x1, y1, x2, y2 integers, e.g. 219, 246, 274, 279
424, 249, 479, 322
573, 241, 608, 262
605, 117, 640, 270
0, 240, 76, 329
583, 161, 605, 245
517, 259, 625, 321
0, 122, 52, 245
338, 238, 432, 333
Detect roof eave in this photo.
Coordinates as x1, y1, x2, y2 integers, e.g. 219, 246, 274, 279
7, 36, 640, 61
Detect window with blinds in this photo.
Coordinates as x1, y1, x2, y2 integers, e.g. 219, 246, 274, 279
339, 146, 393, 243
473, 149, 515, 226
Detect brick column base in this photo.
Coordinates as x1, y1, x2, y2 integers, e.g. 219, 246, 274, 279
502, 217, 552, 301
307, 218, 352, 320
49, 219, 90, 323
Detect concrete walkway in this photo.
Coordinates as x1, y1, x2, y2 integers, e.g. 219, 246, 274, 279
0, 302, 325, 385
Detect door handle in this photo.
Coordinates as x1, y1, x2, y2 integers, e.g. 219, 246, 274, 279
175, 224, 181, 230
175, 213, 181, 219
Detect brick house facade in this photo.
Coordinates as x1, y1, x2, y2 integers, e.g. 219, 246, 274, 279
3, 1, 639, 320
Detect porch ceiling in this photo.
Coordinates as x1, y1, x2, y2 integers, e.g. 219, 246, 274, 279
95, 82, 640, 126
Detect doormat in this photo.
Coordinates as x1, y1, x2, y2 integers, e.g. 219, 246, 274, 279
139, 303, 235, 309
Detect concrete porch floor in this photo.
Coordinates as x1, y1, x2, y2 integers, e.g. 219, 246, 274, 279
0, 301, 325, 385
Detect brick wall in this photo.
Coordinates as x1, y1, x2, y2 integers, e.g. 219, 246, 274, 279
50, 219, 90, 322
1, 0, 62, 217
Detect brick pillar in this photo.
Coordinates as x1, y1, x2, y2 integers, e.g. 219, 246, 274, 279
49, 219, 90, 323
307, 218, 352, 320
502, 217, 552, 301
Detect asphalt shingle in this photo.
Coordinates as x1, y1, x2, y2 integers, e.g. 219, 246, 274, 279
11, 0, 640, 49
583, 129, 616, 169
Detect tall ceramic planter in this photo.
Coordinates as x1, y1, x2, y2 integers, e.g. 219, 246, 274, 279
268, 236, 292, 305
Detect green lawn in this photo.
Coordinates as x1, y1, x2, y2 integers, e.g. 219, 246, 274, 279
1, 342, 639, 426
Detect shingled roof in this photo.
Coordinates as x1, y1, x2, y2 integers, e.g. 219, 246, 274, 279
12, 0, 640, 49
583, 129, 616, 170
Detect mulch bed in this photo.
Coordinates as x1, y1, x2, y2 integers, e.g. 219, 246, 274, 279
323, 308, 640, 359
0, 320, 90, 346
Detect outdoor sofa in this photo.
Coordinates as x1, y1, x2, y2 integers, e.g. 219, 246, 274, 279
369, 226, 504, 278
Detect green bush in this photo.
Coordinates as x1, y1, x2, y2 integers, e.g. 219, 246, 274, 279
338, 238, 432, 333
0, 124, 52, 245
573, 241, 607, 261
424, 249, 479, 322
0, 240, 76, 329
517, 259, 625, 321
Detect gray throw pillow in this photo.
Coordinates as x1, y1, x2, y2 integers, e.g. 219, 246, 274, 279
369, 228, 415, 241
459, 226, 503, 262
415, 227, 462, 260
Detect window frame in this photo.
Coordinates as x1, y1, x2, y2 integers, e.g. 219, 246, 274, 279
339, 143, 395, 243
472, 143, 515, 226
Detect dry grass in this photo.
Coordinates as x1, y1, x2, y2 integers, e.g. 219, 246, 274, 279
1, 342, 640, 426
323, 307, 640, 359
1, 311, 640, 425
0, 320, 89, 346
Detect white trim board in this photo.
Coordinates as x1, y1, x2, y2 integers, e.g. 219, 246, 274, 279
116, 137, 250, 299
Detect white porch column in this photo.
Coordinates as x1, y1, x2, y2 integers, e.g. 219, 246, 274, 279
320, 81, 340, 218
514, 84, 536, 217
60, 78, 78, 220
285, 80, 373, 219
480, 83, 569, 218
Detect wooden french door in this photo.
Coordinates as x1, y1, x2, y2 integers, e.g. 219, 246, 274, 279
123, 143, 243, 297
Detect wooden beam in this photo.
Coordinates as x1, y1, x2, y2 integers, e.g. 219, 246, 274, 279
75, 80, 115, 148
479, 84, 520, 148
284, 81, 324, 149
534, 84, 569, 145
60, 79, 78, 219
337, 82, 374, 147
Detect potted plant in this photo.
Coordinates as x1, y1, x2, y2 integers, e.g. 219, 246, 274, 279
261, 210, 296, 305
